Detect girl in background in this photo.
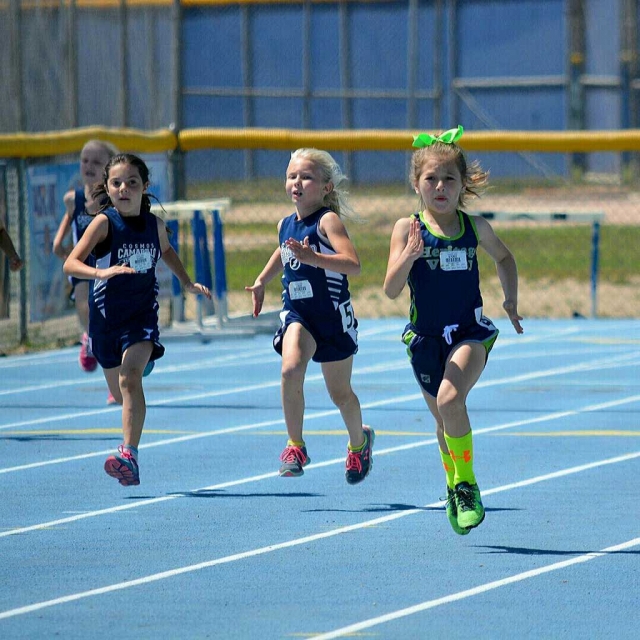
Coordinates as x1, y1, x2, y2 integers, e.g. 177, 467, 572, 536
53, 140, 118, 398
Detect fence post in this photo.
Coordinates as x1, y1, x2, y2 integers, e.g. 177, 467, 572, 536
590, 220, 601, 319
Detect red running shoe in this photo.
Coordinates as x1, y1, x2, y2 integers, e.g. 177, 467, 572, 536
104, 445, 140, 486
79, 332, 98, 372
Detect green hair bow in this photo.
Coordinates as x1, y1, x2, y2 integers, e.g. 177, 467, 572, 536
412, 125, 464, 148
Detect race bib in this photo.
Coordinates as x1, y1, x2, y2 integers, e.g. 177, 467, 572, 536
439, 250, 467, 271
129, 251, 153, 273
289, 280, 313, 300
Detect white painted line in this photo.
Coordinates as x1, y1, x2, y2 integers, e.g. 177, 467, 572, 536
2, 349, 640, 474
2, 393, 639, 537
0, 450, 638, 621
310, 535, 640, 639
2, 344, 637, 435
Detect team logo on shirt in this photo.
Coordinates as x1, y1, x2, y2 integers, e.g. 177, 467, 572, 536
281, 242, 319, 271
118, 243, 158, 272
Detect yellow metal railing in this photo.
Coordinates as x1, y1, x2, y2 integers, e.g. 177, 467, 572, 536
2, 126, 640, 158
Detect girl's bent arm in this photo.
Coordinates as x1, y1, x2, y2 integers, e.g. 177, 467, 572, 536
383, 217, 422, 299
476, 216, 524, 333
158, 219, 211, 298
309, 212, 360, 276
64, 215, 111, 279
52, 193, 74, 260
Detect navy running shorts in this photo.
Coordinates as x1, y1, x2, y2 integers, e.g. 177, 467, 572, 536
90, 309, 165, 370
273, 309, 358, 363
402, 319, 499, 397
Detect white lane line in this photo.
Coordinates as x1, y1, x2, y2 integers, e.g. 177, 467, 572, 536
2, 393, 639, 537
310, 534, 640, 640
2, 344, 637, 435
0, 350, 280, 397
0, 322, 609, 399
0, 449, 637, 622
2, 348, 640, 475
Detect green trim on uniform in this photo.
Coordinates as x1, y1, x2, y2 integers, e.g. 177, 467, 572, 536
418, 209, 466, 241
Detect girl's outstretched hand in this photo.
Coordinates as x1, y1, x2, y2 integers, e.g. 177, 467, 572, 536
185, 282, 212, 299
503, 300, 524, 334
244, 281, 265, 317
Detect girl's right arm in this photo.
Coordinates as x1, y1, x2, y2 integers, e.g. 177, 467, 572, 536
64, 214, 135, 280
383, 217, 424, 299
245, 246, 283, 317
52, 191, 74, 260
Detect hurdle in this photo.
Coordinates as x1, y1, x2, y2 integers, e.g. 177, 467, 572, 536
151, 197, 280, 339
474, 211, 605, 318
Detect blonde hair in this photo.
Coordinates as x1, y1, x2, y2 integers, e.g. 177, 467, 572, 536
410, 139, 489, 210
82, 139, 119, 158
289, 148, 355, 219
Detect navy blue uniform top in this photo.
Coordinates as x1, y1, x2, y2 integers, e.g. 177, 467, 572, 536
279, 206, 355, 338
407, 210, 484, 335
71, 188, 96, 268
90, 207, 161, 329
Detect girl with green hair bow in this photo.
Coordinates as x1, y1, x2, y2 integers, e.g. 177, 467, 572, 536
384, 125, 523, 535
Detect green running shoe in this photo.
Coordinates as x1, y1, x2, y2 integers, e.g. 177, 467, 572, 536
455, 481, 485, 530
445, 486, 470, 535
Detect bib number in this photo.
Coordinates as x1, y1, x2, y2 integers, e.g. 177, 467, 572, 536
129, 251, 153, 273
440, 250, 467, 271
289, 280, 313, 300
338, 300, 355, 332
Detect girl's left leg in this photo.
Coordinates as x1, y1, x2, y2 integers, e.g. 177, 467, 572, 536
103, 341, 153, 486
322, 357, 363, 446
437, 341, 487, 529
323, 357, 375, 484
119, 340, 154, 449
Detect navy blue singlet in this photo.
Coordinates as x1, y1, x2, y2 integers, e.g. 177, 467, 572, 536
407, 210, 484, 334
279, 207, 356, 339
90, 207, 161, 328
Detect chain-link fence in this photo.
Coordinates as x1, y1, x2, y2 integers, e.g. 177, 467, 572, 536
2, 1, 640, 352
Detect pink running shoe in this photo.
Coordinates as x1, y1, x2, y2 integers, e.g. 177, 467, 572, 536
279, 444, 310, 477
104, 445, 140, 486
106, 392, 119, 405
79, 332, 98, 372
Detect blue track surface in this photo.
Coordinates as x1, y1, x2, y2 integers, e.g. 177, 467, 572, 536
1, 318, 639, 639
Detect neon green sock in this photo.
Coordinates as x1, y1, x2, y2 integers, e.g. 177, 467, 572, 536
439, 449, 456, 490
287, 439, 305, 448
443, 431, 476, 486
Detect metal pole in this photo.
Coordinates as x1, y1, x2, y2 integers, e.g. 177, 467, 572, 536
302, 0, 312, 128
590, 220, 600, 319
568, 0, 586, 177
16, 160, 28, 344
240, 5, 255, 178
9, 0, 25, 131
620, 0, 637, 181
170, 0, 186, 200
406, 0, 419, 131
119, 0, 128, 126
338, 0, 353, 179
446, 0, 457, 126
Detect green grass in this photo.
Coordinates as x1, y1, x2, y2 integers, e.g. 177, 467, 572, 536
223, 225, 640, 292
